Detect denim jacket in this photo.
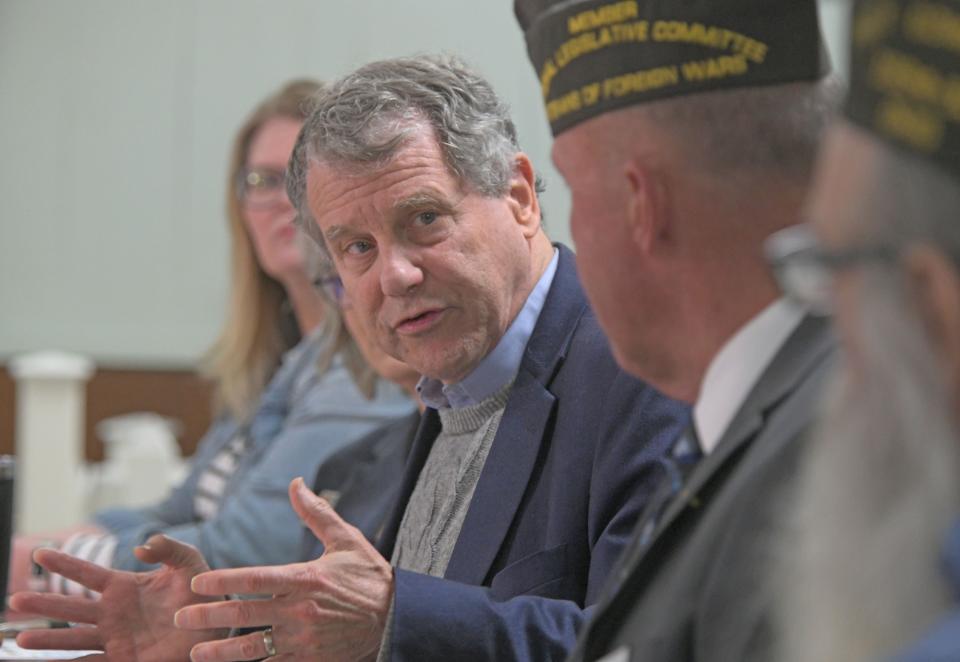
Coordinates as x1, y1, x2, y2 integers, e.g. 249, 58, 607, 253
94, 330, 415, 570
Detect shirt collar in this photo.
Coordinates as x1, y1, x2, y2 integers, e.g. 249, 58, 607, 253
693, 297, 805, 455
418, 248, 560, 409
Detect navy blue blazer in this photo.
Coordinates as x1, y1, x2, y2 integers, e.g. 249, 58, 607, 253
376, 244, 689, 661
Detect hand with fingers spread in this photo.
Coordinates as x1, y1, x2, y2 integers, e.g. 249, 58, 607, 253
176, 477, 393, 662
9, 534, 227, 661
7, 525, 108, 603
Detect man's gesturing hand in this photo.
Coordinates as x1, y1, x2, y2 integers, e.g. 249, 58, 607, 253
177, 477, 394, 662
9, 535, 226, 661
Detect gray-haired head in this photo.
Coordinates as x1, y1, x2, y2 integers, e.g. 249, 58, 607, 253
773, 131, 960, 662
288, 54, 543, 247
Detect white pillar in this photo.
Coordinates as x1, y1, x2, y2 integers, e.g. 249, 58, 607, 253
9, 351, 95, 534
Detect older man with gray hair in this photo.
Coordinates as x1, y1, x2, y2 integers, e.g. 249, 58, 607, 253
11, 55, 685, 662
772, 0, 960, 660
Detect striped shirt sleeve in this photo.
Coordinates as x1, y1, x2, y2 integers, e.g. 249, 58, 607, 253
50, 532, 119, 597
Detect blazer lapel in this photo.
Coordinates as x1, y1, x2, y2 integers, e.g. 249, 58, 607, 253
444, 244, 587, 585
375, 411, 443, 558
442, 370, 557, 584
647, 412, 764, 549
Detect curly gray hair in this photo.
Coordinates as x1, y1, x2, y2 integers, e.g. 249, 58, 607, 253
287, 54, 543, 248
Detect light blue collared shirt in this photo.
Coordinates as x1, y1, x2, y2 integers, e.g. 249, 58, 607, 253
418, 249, 560, 410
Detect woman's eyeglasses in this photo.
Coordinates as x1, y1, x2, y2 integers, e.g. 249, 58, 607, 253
237, 168, 288, 209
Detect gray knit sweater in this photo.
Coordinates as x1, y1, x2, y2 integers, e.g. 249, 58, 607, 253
391, 382, 513, 576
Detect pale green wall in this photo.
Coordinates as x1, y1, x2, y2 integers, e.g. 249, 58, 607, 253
0, 0, 850, 366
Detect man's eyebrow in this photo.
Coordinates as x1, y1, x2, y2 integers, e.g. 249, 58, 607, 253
393, 191, 455, 213
319, 191, 455, 246
324, 224, 349, 243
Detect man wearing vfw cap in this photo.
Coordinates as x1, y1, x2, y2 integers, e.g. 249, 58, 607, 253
772, 0, 960, 660
514, 0, 838, 660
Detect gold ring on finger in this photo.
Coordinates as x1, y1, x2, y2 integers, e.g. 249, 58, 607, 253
262, 627, 278, 657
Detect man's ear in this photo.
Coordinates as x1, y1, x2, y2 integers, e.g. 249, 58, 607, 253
903, 244, 960, 396
507, 153, 542, 238
624, 159, 668, 255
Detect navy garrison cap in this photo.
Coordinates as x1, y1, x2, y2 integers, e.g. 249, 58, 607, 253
846, 0, 960, 180
515, 0, 830, 135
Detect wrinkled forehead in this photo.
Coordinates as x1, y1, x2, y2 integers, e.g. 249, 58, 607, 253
304, 133, 465, 226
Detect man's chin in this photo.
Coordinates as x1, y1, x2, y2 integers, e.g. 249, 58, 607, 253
395, 349, 450, 384
400, 345, 478, 385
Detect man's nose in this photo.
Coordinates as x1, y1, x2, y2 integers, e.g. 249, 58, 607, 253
380, 246, 424, 296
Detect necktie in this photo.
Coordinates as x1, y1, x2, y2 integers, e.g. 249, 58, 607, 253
638, 427, 702, 545
610, 426, 704, 588
576, 428, 704, 660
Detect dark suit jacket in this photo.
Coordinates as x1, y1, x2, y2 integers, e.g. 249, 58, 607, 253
300, 411, 422, 560
376, 244, 689, 661
569, 315, 836, 662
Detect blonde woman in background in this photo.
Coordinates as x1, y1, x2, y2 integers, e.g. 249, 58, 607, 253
8, 80, 414, 597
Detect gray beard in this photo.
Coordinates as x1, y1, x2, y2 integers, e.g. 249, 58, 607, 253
775, 280, 960, 662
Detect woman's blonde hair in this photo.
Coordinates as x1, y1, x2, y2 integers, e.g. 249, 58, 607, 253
203, 79, 377, 419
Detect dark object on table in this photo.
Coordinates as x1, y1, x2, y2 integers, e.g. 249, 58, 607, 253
0, 456, 14, 614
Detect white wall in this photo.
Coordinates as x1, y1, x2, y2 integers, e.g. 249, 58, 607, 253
0, 0, 851, 367
821, 0, 853, 77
